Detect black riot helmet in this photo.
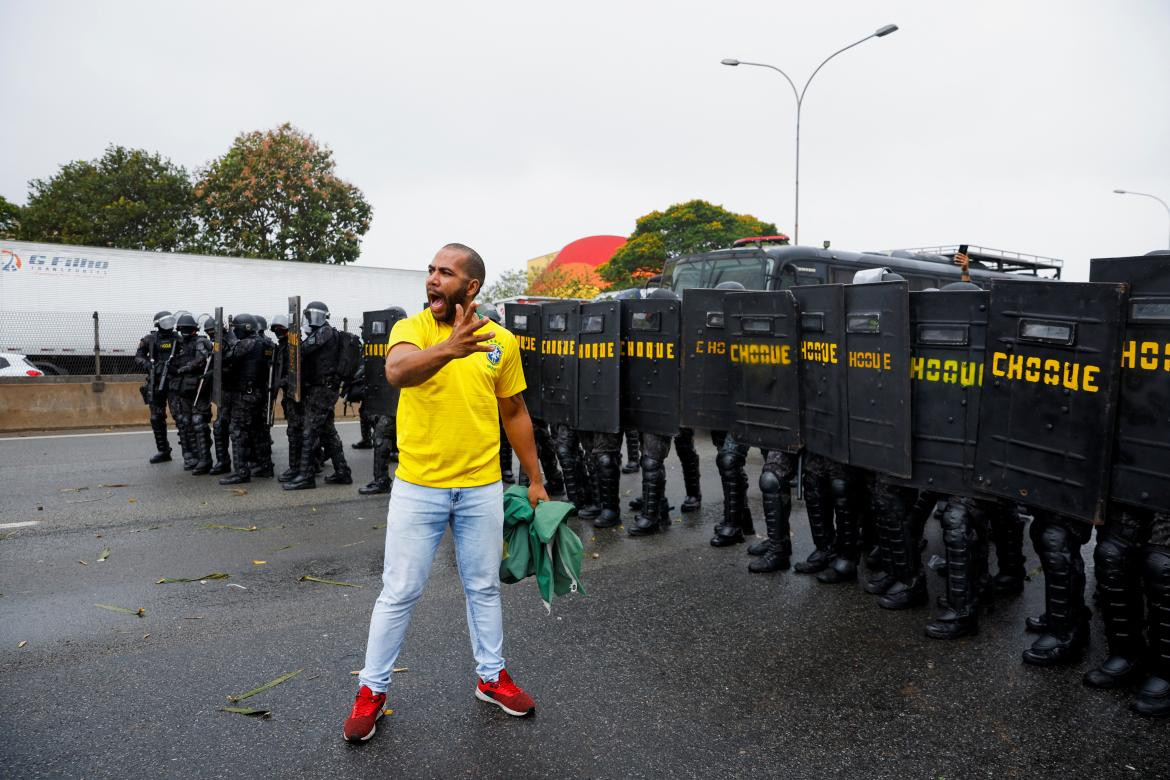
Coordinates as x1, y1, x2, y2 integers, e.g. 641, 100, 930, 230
255, 315, 268, 334
646, 287, 679, 301
232, 313, 258, 339
176, 313, 199, 337
714, 281, 746, 291
479, 302, 502, 324
388, 306, 407, 320
156, 313, 177, 333
304, 301, 330, 329
153, 310, 172, 328
202, 315, 217, 336
270, 313, 290, 338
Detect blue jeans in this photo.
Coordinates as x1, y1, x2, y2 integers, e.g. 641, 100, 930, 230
359, 479, 506, 693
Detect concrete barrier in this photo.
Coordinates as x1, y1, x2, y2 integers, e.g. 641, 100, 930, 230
0, 376, 356, 433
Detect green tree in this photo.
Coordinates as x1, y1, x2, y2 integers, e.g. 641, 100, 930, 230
0, 194, 20, 239
17, 146, 196, 250
194, 123, 372, 264
598, 199, 777, 289
481, 267, 529, 302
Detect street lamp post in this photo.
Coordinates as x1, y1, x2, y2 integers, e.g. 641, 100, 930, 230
722, 24, 898, 245
1114, 189, 1170, 250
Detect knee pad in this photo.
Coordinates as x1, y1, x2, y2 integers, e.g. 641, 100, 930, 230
1143, 545, 1170, 585
715, 450, 743, 475
1094, 534, 1130, 572
596, 452, 617, 471
759, 470, 783, 495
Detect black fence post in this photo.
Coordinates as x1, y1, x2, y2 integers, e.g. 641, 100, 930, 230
92, 311, 105, 392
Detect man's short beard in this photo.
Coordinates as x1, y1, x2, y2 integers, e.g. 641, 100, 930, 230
436, 281, 472, 324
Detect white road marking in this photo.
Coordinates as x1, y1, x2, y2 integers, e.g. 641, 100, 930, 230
0, 420, 358, 442
0, 521, 40, 529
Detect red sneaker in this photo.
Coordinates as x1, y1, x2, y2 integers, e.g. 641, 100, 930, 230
343, 685, 387, 743
475, 668, 535, 717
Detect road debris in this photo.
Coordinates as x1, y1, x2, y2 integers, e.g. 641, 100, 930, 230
299, 575, 361, 588
227, 669, 302, 702
18, 640, 28, 648
95, 603, 145, 617
157, 572, 230, 584
230, 488, 249, 497
220, 706, 271, 718
97, 548, 111, 562
203, 523, 258, 532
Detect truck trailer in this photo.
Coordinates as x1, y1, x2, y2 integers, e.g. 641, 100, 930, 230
0, 240, 427, 375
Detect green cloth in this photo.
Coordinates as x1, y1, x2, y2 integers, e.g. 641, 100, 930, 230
500, 485, 585, 612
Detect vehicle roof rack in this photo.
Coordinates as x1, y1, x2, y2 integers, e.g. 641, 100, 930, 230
888, 245, 1063, 279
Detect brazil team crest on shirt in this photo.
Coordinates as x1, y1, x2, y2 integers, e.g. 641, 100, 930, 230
486, 342, 503, 366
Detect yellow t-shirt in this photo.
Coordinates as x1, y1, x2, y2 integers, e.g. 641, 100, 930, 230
389, 309, 526, 488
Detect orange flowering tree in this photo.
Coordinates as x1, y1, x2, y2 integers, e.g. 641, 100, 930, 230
194, 123, 371, 264
527, 266, 601, 299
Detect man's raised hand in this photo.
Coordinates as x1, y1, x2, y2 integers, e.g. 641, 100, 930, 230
446, 302, 496, 358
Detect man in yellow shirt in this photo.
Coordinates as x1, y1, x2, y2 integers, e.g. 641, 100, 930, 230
344, 243, 549, 743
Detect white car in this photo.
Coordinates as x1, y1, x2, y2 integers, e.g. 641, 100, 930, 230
0, 352, 45, 377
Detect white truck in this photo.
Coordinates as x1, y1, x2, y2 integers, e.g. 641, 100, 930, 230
0, 240, 427, 375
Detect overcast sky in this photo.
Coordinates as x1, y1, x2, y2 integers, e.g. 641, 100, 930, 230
2, 0, 1168, 283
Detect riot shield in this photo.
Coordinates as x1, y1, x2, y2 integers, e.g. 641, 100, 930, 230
680, 288, 734, 431
212, 307, 224, 408
621, 298, 682, 437
287, 296, 302, 403
577, 301, 621, 433
1089, 257, 1170, 512
844, 281, 912, 478
896, 288, 989, 495
361, 308, 404, 417
506, 303, 544, 419
974, 279, 1127, 524
539, 301, 579, 427
725, 291, 802, 452
792, 284, 849, 463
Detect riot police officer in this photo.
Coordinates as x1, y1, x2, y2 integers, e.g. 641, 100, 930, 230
357, 305, 407, 496
249, 315, 276, 478
171, 313, 213, 475
218, 313, 268, 485
270, 315, 306, 484
134, 311, 177, 464
206, 315, 234, 476
284, 301, 352, 490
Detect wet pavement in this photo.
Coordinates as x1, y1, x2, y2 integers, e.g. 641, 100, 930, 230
1, 426, 1167, 779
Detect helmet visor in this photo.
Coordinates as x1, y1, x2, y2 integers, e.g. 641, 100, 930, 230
157, 315, 177, 331
305, 309, 328, 327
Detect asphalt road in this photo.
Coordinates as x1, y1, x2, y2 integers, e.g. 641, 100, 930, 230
1, 425, 1167, 779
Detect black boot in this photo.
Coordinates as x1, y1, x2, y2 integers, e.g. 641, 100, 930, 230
325, 468, 353, 485
873, 483, 926, 606
351, 440, 373, 450
818, 474, 861, 585
148, 415, 171, 463
795, 464, 835, 574
592, 452, 622, 529
557, 440, 597, 520
630, 450, 667, 537
191, 422, 212, 476
711, 447, 746, 547
358, 477, 392, 495
209, 419, 230, 474
749, 485, 791, 573
926, 498, 986, 639
1023, 515, 1090, 666
1132, 544, 1170, 716
282, 430, 319, 491
992, 505, 1028, 597
622, 430, 641, 474
218, 431, 251, 485
677, 429, 702, 513
1084, 525, 1146, 688
535, 424, 565, 495
179, 423, 197, 470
